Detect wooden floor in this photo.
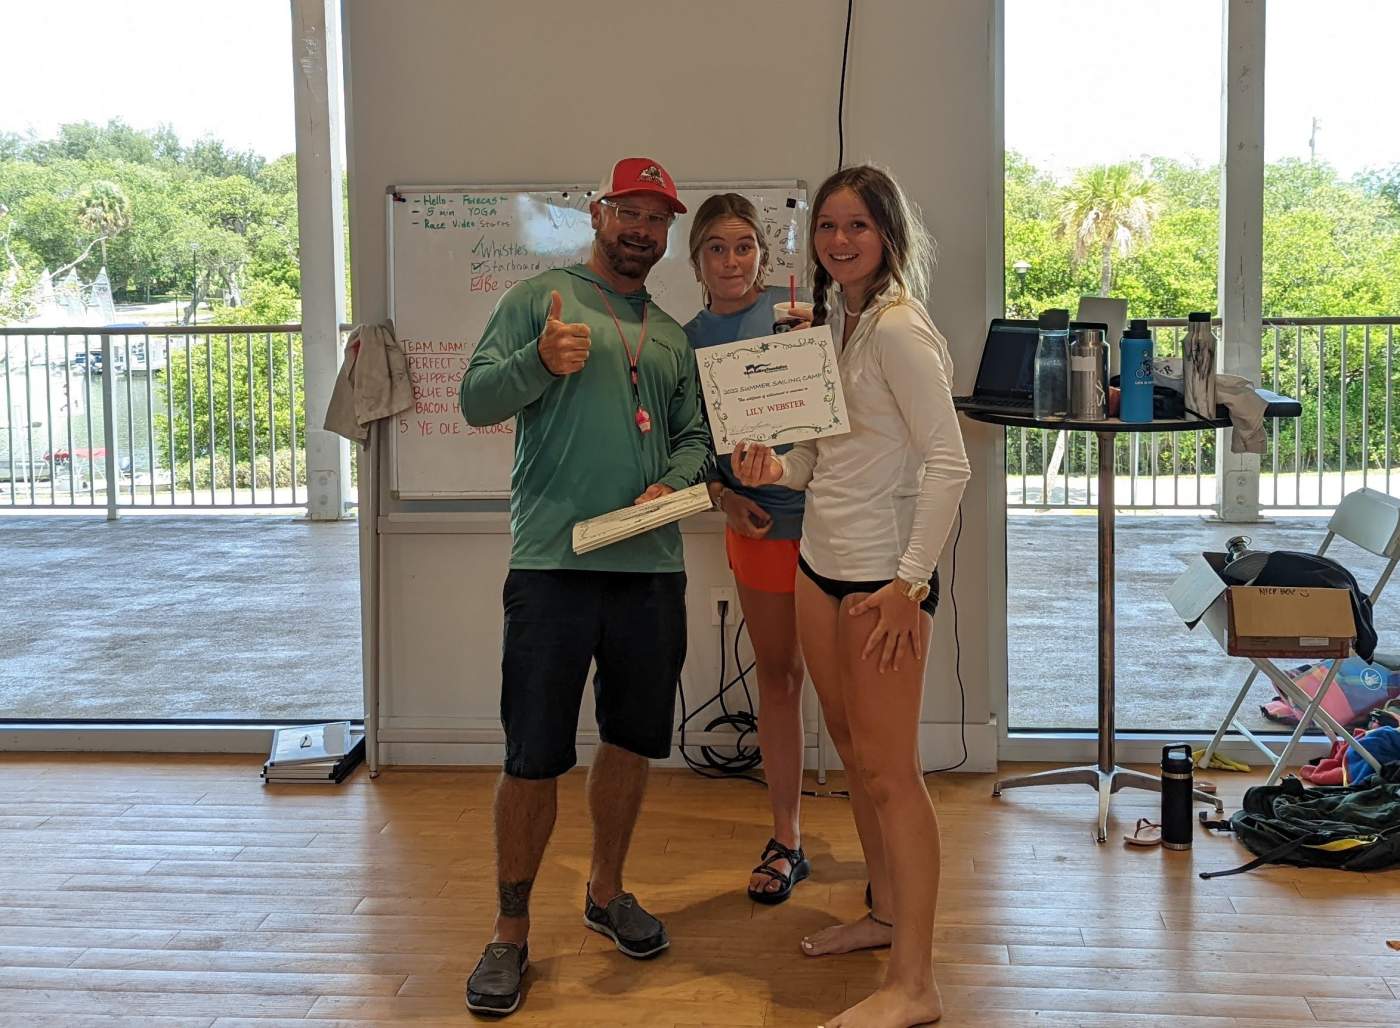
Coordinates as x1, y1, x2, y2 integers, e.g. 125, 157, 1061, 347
1, 756, 1398, 1027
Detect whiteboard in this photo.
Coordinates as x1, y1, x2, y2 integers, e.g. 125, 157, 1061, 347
386, 181, 808, 499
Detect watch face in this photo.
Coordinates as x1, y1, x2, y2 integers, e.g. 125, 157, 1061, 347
906, 580, 930, 602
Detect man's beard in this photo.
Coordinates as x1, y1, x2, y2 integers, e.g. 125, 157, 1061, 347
600, 234, 661, 280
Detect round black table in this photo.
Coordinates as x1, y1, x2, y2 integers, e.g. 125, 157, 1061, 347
957, 396, 1300, 842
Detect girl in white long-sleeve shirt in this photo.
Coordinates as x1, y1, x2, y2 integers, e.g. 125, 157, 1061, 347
735, 165, 969, 1028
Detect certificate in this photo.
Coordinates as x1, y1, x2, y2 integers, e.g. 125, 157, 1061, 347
571, 483, 713, 555
696, 326, 849, 454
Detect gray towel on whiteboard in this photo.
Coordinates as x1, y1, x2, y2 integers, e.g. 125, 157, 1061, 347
324, 321, 412, 445
1216, 373, 1269, 455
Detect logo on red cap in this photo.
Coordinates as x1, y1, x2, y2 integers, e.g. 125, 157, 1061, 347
638, 165, 664, 185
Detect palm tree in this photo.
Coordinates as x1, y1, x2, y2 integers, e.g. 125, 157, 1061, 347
1056, 164, 1161, 296
76, 180, 132, 271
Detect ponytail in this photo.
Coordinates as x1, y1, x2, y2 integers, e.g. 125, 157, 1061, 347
811, 264, 833, 327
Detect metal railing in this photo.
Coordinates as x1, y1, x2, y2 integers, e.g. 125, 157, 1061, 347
1, 325, 308, 513
1006, 316, 1400, 511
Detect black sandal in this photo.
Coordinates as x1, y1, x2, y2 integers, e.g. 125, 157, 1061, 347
747, 837, 811, 905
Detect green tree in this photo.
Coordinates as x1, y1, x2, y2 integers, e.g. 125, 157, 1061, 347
150, 123, 184, 164
0, 202, 38, 322
157, 329, 304, 489
0, 122, 303, 312
75, 179, 131, 269
1056, 163, 1162, 296
186, 136, 265, 180
0, 132, 27, 162
1002, 150, 1400, 486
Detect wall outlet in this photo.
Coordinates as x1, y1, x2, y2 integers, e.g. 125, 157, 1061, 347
710, 587, 737, 626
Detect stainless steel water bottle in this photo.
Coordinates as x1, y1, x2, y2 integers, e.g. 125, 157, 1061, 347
1161, 744, 1194, 850
1069, 326, 1108, 420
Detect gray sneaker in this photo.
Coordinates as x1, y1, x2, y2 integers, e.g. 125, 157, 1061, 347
465, 940, 528, 1016
583, 887, 669, 959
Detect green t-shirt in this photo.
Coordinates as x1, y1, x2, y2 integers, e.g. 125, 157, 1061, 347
460, 264, 712, 572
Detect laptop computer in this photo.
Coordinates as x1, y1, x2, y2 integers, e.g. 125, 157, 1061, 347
954, 317, 1111, 416
953, 318, 1039, 414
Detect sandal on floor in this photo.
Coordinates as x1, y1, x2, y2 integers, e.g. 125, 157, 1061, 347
748, 837, 811, 905
1124, 817, 1163, 847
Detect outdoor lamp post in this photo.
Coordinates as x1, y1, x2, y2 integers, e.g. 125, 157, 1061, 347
189, 243, 200, 326
1011, 260, 1031, 317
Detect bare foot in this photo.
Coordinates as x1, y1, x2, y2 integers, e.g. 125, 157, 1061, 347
800, 913, 893, 956
821, 982, 943, 1027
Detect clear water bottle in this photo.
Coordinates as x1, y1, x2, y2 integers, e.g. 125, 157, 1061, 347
1033, 308, 1071, 421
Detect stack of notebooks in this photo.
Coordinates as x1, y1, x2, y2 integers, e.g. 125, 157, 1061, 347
261, 721, 365, 784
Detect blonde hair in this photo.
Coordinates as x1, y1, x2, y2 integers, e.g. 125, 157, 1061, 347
687, 193, 771, 305
808, 165, 934, 326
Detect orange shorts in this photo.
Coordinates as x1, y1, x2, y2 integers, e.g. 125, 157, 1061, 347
724, 528, 800, 594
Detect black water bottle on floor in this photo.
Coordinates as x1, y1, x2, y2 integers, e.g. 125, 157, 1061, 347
1161, 744, 1194, 851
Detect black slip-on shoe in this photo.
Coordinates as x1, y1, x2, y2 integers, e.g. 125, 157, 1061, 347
465, 940, 528, 1016
583, 887, 669, 959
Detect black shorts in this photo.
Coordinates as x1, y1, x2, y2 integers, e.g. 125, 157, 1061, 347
500, 569, 687, 780
797, 555, 939, 617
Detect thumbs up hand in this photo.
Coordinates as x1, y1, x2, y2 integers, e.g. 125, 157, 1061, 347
538, 289, 592, 375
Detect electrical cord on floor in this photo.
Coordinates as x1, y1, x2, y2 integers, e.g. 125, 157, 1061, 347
676, 504, 966, 791
676, 601, 764, 784
925, 505, 968, 775
676, 602, 841, 798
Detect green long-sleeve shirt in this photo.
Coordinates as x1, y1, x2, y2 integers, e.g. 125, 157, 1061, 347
460, 264, 712, 572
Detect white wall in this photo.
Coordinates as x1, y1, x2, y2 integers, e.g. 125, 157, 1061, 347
344, 0, 1003, 769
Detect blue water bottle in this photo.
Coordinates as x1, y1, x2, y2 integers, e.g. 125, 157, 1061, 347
1119, 319, 1154, 423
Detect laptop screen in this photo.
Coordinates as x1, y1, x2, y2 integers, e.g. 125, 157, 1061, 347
973, 319, 1038, 398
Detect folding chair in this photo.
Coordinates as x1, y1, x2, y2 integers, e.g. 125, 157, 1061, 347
1199, 487, 1400, 785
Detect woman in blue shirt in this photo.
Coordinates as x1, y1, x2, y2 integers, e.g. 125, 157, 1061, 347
683, 193, 811, 904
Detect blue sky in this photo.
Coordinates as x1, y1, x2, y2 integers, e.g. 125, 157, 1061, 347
3, 2, 1397, 182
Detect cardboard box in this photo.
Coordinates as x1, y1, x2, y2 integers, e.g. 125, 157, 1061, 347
1167, 552, 1355, 659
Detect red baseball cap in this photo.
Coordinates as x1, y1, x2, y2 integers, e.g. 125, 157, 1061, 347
597, 157, 687, 214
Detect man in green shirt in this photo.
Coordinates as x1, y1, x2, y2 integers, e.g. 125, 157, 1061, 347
460, 157, 710, 1016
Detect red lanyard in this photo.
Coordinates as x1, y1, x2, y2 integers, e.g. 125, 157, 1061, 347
591, 283, 653, 433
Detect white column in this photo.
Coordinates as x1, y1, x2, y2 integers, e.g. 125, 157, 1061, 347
1214, 0, 1266, 522
290, 0, 350, 520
